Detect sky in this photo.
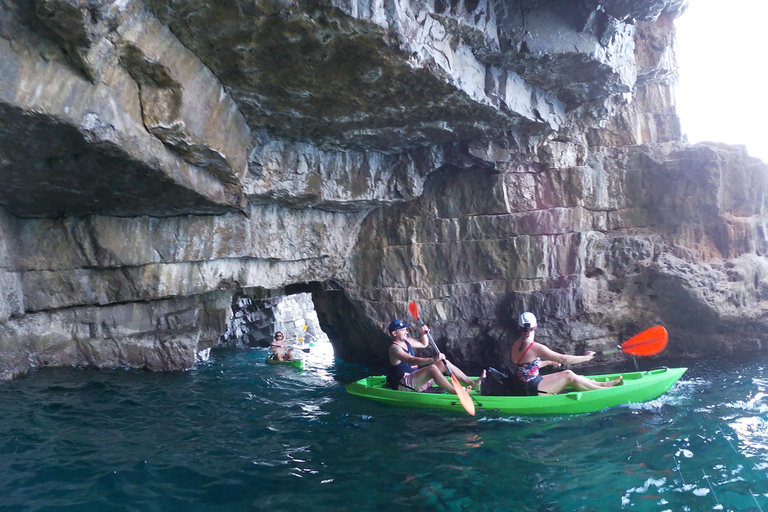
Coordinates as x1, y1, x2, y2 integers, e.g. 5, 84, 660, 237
674, 0, 768, 162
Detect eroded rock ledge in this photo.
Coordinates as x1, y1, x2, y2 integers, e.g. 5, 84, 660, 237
2, 0, 767, 380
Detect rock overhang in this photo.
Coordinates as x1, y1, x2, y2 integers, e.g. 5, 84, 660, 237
146, 0, 656, 151
0, 0, 250, 219
0, 0, 680, 220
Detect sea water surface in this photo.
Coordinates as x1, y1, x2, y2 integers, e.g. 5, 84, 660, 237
1, 341, 767, 512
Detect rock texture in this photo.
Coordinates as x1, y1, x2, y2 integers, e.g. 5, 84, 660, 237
349, 141, 768, 363
1, 0, 767, 380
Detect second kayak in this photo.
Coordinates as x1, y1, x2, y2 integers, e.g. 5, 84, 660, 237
266, 356, 304, 370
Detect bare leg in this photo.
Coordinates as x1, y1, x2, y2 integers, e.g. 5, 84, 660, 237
474, 369, 487, 392
412, 365, 456, 393
538, 370, 622, 395
435, 360, 479, 389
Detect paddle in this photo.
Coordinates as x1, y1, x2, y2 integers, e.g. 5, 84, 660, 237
408, 301, 476, 416
598, 326, 668, 357
297, 325, 317, 347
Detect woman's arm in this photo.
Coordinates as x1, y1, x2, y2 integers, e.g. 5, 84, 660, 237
535, 344, 595, 365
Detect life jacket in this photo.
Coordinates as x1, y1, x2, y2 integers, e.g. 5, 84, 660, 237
480, 365, 543, 396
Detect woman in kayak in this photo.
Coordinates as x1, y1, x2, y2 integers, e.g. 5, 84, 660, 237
511, 312, 623, 395
269, 332, 294, 361
387, 319, 478, 393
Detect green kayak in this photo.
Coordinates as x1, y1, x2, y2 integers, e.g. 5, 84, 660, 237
265, 356, 304, 370
346, 367, 687, 415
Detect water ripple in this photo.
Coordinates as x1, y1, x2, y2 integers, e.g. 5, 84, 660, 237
2, 351, 768, 511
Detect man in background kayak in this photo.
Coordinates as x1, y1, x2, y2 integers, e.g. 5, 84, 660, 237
386, 319, 477, 393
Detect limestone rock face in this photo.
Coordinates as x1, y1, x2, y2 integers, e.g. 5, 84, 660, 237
0, 0, 248, 218
347, 142, 768, 363
1, 0, 766, 380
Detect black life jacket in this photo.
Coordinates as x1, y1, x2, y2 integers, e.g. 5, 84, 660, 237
480, 366, 542, 396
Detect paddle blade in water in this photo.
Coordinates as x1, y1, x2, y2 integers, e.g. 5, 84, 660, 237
451, 374, 476, 416
621, 326, 668, 356
408, 301, 420, 321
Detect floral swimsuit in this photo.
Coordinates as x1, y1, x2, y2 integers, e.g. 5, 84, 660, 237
513, 357, 541, 383
511, 341, 543, 395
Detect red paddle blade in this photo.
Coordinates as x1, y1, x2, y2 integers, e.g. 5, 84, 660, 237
408, 301, 420, 320
621, 326, 668, 356
451, 374, 476, 416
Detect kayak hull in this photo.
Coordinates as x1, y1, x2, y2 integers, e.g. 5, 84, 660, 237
346, 367, 687, 415
266, 357, 304, 370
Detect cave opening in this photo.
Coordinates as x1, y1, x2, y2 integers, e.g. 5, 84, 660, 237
219, 290, 329, 349
216, 280, 386, 368
215, 282, 345, 369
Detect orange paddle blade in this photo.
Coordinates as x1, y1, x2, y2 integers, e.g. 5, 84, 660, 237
620, 326, 668, 356
451, 374, 476, 416
408, 301, 420, 320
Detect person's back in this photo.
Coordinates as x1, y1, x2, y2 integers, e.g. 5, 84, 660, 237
507, 312, 544, 395
508, 312, 622, 395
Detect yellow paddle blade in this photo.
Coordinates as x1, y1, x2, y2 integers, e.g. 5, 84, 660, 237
451, 374, 475, 416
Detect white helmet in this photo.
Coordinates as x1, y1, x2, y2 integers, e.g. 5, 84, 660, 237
518, 312, 537, 330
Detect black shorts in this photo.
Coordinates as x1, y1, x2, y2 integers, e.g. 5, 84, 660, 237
509, 374, 542, 396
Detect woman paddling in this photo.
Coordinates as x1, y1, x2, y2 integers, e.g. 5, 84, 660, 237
510, 312, 623, 395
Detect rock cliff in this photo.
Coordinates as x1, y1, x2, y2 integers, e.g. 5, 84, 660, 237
1, 0, 766, 379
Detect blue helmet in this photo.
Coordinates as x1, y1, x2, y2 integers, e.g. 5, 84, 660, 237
388, 319, 411, 333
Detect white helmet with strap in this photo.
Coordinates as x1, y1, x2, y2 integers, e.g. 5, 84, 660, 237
518, 312, 537, 330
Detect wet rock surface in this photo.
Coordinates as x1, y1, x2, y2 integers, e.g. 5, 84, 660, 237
1, 0, 766, 379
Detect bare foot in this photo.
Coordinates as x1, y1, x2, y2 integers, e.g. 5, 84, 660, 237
468, 370, 486, 392
595, 376, 623, 387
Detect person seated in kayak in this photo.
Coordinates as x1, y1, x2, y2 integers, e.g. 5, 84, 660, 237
511, 312, 623, 395
386, 319, 477, 393
269, 332, 294, 361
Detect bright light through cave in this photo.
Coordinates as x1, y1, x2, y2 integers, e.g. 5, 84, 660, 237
674, 0, 768, 163
219, 291, 335, 370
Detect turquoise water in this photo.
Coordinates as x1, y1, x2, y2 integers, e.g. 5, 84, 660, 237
1, 343, 767, 512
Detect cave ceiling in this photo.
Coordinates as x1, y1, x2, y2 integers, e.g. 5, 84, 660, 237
0, 0, 685, 218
